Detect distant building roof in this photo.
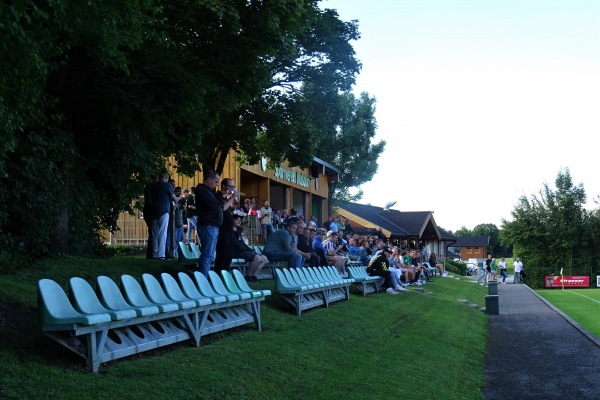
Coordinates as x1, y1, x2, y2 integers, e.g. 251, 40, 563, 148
336, 200, 455, 242
451, 236, 490, 247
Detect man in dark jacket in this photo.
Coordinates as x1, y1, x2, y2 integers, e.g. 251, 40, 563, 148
367, 247, 398, 294
195, 171, 224, 277
213, 178, 239, 273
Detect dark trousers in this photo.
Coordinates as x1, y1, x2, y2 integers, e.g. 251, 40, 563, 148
214, 232, 234, 273
368, 269, 395, 289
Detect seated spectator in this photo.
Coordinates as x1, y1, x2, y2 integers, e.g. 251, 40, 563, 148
322, 231, 347, 277
232, 214, 267, 282
400, 250, 418, 285
366, 246, 398, 294
429, 253, 447, 277
262, 221, 303, 269
389, 248, 409, 291
360, 240, 373, 263
347, 238, 363, 261
312, 228, 330, 267
296, 225, 319, 267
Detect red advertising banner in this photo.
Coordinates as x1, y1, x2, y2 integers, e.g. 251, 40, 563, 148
544, 276, 590, 288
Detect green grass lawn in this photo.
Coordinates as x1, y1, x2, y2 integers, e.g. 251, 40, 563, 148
0, 255, 489, 400
537, 288, 600, 339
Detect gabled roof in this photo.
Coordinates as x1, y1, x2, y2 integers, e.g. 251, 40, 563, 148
336, 201, 452, 241
451, 236, 490, 247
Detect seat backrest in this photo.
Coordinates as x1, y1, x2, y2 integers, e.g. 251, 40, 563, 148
282, 268, 300, 286
221, 270, 243, 294
306, 268, 323, 284
160, 272, 212, 306
193, 271, 221, 298
208, 271, 232, 296
71, 277, 138, 321
275, 268, 295, 291
317, 267, 333, 282
327, 266, 342, 279
68, 277, 107, 314
209, 271, 248, 300
121, 275, 155, 307
178, 242, 195, 264
38, 279, 111, 326
188, 243, 201, 259
178, 272, 224, 304
96, 275, 159, 317
290, 268, 310, 286
142, 274, 177, 304
145, 273, 196, 309
313, 267, 328, 282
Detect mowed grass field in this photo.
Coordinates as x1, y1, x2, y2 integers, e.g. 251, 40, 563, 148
537, 288, 600, 339
0, 255, 489, 400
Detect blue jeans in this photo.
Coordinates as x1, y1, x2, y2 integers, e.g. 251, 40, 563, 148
151, 213, 169, 258
265, 250, 303, 269
261, 224, 274, 243
186, 216, 197, 242
197, 225, 219, 277
513, 271, 520, 284
174, 226, 184, 256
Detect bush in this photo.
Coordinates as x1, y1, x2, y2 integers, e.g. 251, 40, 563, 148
444, 259, 467, 276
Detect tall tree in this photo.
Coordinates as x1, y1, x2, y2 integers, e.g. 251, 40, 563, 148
501, 169, 592, 287
312, 91, 385, 206
0, 0, 368, 269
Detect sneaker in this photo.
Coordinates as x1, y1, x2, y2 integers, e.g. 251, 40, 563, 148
397, 286, 408, 292
386, 288, 398, 295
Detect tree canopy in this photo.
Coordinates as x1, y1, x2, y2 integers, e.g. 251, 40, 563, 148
0, 0, 383, 270
500, 169, 599, 288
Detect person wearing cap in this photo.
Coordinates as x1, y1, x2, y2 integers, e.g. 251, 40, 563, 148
367, 246, 398, 294
262, 220, 304, 269
231, 214, 268, 282
312, 229, 329, 267
322, 230, 347, 276
513, 257, 523, 284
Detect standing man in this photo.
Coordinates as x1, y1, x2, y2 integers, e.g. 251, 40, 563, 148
259, 200, 274, 244
143, 175, 158, 259
513, 258, 523, 284
214, 178, 239, 273
150, 171, 181, 259
185, 188, 197, 244
195, 170, 223, 277
263, 221, 303, 269
485, 254, 493, 285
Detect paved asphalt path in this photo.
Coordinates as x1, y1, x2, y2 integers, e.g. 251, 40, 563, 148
484, 283, 600, 399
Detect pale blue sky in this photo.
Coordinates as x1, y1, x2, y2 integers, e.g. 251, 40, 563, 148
323, 0, 600, 231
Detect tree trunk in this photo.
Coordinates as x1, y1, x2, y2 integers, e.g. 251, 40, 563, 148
50, 179, 70, 253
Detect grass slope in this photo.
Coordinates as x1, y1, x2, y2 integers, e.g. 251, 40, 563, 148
0, 256, 488, 400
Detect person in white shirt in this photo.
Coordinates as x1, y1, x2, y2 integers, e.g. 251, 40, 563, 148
513, 258, 523, 284
259, 200, 274, 244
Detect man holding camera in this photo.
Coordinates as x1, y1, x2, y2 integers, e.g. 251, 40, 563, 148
214, 178, 239, 273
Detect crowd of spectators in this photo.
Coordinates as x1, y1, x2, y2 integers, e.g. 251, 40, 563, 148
144, 183, 449, 288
